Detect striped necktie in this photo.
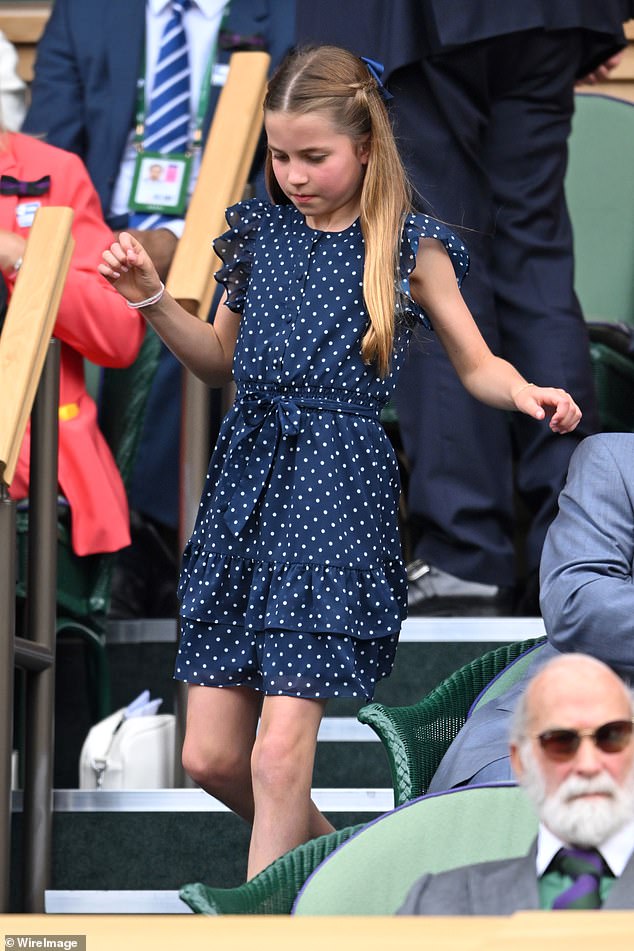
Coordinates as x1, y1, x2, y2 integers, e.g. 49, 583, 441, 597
550, 847, 610, 909
130, 0, 192, 230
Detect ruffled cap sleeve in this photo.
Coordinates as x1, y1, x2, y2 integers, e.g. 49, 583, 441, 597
399, 213, 470, 328
213, 198, 267, 313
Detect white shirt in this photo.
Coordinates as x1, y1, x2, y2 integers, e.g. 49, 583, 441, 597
536, 818, 634, 877
110, 0, 229, 233
0, 29, 26, 132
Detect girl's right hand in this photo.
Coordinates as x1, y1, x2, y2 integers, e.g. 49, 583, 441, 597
98, 231, 163, 306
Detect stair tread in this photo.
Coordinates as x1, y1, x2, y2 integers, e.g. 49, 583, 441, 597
46, 890, 192, 914
13, 787, 394, 812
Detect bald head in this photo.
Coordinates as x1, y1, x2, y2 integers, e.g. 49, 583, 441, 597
511, 654, 633, 745
509, 653, 634, 846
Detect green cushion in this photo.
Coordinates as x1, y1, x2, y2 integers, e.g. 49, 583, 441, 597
293, 784, 537, 916
470, 641, 547, 712
566, 94, 634, 325
565, 94, 634, 433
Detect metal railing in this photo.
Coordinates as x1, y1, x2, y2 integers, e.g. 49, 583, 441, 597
0, 206, 74, 911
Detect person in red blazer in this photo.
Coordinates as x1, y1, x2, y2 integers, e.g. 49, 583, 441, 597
0, 130, 145, 555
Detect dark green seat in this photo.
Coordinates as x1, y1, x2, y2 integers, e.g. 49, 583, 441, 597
15, 327, 162, 720
357, 636, 546, 806
565, 93, 634, 432
179, 822, 365, 915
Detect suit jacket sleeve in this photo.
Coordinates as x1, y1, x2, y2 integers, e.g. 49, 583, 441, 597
396, 848, 540, 915
396, 873, 462, 915
539, 434, 634, 679
22, 0, 87, 155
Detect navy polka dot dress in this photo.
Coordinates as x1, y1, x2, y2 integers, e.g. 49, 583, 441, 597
175, 199, 468, 700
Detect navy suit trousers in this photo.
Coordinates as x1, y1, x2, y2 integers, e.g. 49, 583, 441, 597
391, 28, 600, 585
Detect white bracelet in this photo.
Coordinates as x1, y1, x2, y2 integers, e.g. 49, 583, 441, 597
514, 381, 536, 396
126, 282, 165, 309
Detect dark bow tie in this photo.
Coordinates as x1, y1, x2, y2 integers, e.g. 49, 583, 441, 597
218, 29, 266, 52
0, 174, 51, 197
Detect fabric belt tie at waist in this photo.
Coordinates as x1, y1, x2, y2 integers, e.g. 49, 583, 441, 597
58, 402, 79, 422
222, 393, 379, 536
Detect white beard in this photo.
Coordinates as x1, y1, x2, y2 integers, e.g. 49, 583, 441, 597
519, 743, 634, 847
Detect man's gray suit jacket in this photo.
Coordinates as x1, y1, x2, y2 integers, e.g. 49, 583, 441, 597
428, 432, 634, 793
397, 840, 634, 915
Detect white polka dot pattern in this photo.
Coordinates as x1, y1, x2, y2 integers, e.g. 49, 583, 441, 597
175, 199, 469, 699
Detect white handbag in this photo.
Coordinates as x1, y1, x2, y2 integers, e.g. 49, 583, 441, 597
79, 706, 176, 789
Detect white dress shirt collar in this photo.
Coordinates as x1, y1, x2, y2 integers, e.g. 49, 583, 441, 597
148, 0, 226, 18
536, 818, 634, 877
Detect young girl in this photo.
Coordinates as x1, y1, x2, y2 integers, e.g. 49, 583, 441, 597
99, 45, 581, 878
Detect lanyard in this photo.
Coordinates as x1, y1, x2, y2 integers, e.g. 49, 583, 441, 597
134, 1, 231, 154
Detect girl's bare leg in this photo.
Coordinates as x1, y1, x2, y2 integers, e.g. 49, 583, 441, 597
181, 684, 261, 822
247, 695, 335, 878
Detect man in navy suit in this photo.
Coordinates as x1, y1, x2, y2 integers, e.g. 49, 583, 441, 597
296, 1, 631, 615
25, 0, 295, 616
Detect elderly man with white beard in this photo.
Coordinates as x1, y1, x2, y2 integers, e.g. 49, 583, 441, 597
397, 653, 634, 915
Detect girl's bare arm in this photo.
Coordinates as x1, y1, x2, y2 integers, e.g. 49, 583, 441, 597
409, 238, 581, 433
99, 231, 239, 387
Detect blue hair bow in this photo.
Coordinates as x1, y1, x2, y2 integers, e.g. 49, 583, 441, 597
360, 56, 393, 102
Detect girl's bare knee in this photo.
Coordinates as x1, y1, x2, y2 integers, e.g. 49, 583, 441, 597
182, 736, 244, 791
251, 731, 306, 798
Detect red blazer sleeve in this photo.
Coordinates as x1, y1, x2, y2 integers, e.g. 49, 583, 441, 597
47, 148, 145, 367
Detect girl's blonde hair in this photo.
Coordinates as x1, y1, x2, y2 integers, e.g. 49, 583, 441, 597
263, 45, 412, 378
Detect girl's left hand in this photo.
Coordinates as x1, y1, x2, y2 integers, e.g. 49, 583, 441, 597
513, 384, 582, 434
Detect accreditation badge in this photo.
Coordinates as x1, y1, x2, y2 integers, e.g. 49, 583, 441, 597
15, 200, 41, 228
128, 151, 192, 215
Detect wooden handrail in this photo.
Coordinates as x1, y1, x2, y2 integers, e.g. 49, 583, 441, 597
166, 49, 271, 544
0, 3, 51, 42
0, 205, 74, 486
166, 50, 270, 318
0, 2, 51, 83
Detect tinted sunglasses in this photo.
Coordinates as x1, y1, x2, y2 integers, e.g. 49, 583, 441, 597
536, 719, 634, 761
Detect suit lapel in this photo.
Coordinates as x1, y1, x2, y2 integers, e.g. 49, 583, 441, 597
604, 850, 634, 909
106, 0, 145, 144
469, 844, 540, 914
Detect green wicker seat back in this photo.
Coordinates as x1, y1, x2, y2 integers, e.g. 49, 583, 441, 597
179, 822, 365, 915
293, 784, 536, 915
565, 93, 634, 432
357, 636, 546, 806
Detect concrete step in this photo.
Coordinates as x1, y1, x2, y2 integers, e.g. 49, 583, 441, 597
10, 788, 393, 910
45, 890, 191, 914
12, 618, 547, 909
